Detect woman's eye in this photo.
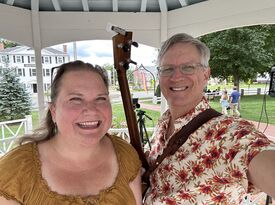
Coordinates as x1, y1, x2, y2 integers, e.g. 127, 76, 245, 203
96, 96, 108, 101
69, 97, 83, 104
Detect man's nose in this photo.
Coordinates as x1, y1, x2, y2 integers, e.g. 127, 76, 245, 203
170, 67, 184, 81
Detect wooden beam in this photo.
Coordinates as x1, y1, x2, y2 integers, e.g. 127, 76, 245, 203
141, 0, 147, 12
113, 0, 118, 12
81, 0, 89, 11
52, 0, 61, 11
158, 0, 167, 12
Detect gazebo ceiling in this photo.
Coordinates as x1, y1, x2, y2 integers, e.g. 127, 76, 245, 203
0, 0, 207, 13
0, 0, 274, 48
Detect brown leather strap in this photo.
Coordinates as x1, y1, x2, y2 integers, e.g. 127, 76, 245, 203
142, 108, 222, 184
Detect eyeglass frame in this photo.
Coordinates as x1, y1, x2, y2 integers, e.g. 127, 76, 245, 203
157, 63, 206, 77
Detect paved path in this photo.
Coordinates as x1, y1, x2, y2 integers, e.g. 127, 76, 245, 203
140, 103, 275, 141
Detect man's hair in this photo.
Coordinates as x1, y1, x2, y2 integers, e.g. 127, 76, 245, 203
157, 33, 210, 67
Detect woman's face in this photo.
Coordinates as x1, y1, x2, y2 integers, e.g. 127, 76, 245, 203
50, 70, 112, 146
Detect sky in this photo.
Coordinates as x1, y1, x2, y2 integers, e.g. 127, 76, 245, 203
52, 40, 158, 67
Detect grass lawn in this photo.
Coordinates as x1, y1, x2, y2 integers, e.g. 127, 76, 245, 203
21, 94, 275, 133
112, 103, 160, 129
208, 95, 275, 124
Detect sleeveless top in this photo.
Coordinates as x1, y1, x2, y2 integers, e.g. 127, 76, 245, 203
0, 135, 141, 205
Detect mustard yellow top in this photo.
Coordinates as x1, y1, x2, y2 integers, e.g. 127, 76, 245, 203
0, 135, 141, 205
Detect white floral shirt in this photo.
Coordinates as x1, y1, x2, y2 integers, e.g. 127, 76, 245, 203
144, 98, 275, 205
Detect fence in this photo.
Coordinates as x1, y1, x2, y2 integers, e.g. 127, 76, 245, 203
0, 115, 32, 155
0, 116, 154, 155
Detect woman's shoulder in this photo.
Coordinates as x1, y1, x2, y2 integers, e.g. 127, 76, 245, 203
0, 142, 37, 178
0, 142, 38, 203
108, 134, 141, 180
109, 134, 138, 155
0, 142, 35, 165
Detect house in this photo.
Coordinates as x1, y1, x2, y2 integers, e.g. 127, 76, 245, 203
0, 43, 70, 94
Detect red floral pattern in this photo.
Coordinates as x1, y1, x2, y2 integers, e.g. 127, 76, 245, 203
144, 98, 275, 205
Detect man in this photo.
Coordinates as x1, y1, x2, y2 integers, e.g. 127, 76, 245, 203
230, 86, 241, 117
143, 33, 275, 204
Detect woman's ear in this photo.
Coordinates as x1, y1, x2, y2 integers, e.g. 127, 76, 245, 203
49, 103, 56, 122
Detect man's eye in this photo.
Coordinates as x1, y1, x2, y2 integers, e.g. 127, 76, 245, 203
162, 67, 174, 73
182, 65, 195, 72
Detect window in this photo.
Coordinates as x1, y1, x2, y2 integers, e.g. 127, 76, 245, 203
44, 83, 51, 92
44, 56, 50, 64
30, 56, 35, 63
43, 68, 50, 76
29, 68, 36, 76
58, 57, 63, 64
45, 68, 50, 76
2, 55, 9, 63
16, 56, 22, 63
17, 68, 25, 76
32, 84, 37, 93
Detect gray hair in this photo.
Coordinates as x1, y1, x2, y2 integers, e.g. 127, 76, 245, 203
19, 60, 109, 144
157, 33, 210, 67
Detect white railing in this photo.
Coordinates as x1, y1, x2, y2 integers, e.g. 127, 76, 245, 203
0, 115, 32, 155
108, 127, 154, 143
0, 119, 154, 155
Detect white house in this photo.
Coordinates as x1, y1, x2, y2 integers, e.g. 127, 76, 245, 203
0, 43, 70, 94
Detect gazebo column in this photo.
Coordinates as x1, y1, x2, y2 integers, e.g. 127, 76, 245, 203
31, 9, 45, 122
160, 11, 168, 114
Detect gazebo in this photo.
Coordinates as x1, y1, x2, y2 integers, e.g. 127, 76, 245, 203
0, 0, 275, 118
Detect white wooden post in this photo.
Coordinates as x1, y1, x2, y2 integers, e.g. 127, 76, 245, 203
25, 115, 33, 134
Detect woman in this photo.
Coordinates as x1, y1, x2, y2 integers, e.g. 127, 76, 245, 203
220, 90, 230, 115
0, 60, 142, 205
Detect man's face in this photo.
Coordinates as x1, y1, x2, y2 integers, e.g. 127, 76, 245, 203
159, 43, 210, 117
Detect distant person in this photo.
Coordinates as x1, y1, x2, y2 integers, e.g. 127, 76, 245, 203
220, 90, 230, 115
143, 33, 275, 204
230, 86, 241, 117
0, 60, 142, 205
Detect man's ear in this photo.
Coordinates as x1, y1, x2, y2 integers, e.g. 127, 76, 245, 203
203, 67, 211, 84
49, 103, 56, 122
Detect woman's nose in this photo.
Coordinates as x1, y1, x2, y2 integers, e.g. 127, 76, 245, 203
83, 102, 97, 113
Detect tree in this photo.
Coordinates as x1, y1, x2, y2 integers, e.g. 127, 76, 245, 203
0, 68, 31, 121
102, 63, 116, 86
200, 25, 274, 89
0, 39, 18, 48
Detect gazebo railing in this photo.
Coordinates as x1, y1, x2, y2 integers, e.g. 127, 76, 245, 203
0, 116, 32, 155
0, 117, 154, 155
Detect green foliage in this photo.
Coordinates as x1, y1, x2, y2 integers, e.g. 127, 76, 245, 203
155, 84, 161, 97
0, 39, 18, 48
0, 68, 31, 121
200, 25, 275, 87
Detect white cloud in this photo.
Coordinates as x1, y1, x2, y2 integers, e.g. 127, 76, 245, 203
52, 40, 157, 67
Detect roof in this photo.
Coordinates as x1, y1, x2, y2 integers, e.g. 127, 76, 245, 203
0, 45, 67, 56
0, 0, 207, 13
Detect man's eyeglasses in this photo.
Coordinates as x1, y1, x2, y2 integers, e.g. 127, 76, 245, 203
157, 63, 204, 77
